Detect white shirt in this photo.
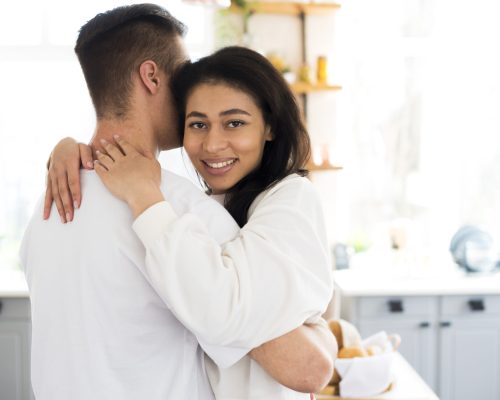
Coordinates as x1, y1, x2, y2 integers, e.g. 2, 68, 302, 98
132, 174, 334, 399
20, 170, 241, 400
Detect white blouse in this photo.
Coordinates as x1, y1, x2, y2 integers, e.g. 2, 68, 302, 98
133, 174, 333, 399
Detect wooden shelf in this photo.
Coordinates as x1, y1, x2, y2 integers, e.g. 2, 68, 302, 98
290, 82, 342, 94
230, 1, 341, 16
307, 161, 343, 172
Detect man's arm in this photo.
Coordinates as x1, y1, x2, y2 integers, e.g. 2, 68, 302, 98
249, 320, 338, 393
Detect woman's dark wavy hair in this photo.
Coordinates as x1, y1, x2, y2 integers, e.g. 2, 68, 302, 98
171, 46, 310, 227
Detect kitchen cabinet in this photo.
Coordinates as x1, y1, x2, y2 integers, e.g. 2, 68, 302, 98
341, 295, 439, 391
438, 295, 500, 400
339, 292, 500, 400
0, 298, 33, 400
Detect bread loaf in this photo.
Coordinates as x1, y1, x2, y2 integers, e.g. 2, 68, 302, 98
338, 346, 368, 359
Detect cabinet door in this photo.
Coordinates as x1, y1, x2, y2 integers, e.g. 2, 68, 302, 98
439, 318, 500, 400
357, 318, 438, 391
0, 321, 31, 400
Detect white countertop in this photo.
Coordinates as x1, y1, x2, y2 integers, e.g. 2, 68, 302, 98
334, 268, 500, 297
5, 265, 500, 298
0, 269, 29, 297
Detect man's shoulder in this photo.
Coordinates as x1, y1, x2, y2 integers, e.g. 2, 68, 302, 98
37, 171, 133, 229
160, 170, 203, 195
78, 171, 132, 217
19, 171, 134, 271
159, 169, 208, 213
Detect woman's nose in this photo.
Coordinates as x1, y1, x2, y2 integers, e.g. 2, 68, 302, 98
203, 128, 228, 153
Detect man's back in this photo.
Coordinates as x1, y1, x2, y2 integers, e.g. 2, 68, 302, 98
20, 170, 234, 400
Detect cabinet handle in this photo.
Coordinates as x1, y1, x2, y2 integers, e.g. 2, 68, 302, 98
468, 299, 485, 312
440, 321, 452, 328
419, 321, 430, 328
388, 300, 404, 313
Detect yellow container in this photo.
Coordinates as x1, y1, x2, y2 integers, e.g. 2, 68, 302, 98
317, 55, 328, 84
298, 63, 312, 84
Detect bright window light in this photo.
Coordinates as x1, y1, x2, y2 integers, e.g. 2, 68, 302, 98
335, 0, 500, 263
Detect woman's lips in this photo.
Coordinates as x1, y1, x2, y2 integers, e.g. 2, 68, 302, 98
202, 158, 238, 176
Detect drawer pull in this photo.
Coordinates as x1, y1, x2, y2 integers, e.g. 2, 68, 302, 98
419, 321, 430, 328
440, 321, 452, 328
468, 299, 485, 312
388, 300, 404, 313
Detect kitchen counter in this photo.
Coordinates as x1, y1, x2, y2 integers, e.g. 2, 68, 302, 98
334, 268, 500, 297
335, 268, 500, 400
317, 352, 438, 400
0, 269, 29, 297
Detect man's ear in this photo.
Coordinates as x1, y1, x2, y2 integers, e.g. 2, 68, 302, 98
139, 60, 162, 95
264, 125, 274, 141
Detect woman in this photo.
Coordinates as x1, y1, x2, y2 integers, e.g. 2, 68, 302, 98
45, 46, 336, 399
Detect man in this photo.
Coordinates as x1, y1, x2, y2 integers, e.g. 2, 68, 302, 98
21, 4, 335, 399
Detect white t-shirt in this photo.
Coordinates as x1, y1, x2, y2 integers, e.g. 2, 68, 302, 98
20, 170, 242, 400
132, 174, 334, 399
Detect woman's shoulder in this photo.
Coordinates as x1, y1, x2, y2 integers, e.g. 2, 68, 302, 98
265, 173, 316, 199
249, 173, 319, 213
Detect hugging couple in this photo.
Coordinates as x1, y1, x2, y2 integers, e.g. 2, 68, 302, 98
21, 3, 337, 400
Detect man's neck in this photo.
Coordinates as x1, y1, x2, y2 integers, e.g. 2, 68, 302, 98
89, 118, 159, 159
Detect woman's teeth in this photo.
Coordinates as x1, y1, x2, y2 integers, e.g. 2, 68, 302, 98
205, 159, 236, 169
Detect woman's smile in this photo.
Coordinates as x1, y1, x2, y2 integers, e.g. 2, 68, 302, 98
183, 83, 273, 194
202, 157, 238, 175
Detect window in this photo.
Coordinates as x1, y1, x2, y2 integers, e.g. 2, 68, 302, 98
334, 0, 500, 266
0, 1, 213, 270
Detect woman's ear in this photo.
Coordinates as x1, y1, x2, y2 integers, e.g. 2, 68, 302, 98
264, 125, 274, 141
139, 60, 161, 94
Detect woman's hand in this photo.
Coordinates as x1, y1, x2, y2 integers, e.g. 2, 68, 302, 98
94, 136, 164, 219
44, 137, 94, 223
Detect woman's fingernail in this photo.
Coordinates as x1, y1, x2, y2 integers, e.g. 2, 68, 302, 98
100, 139, 107, 144
66, 213, 71, 222
60, 215, 66, 224
96, 150, 101, 155
113, 134, 120, 139
87, 161, 94, 169
74, 201, 79, 210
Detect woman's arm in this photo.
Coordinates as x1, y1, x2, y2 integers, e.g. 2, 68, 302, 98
250, 320, 337, 393
95, 138, 333, 360
44, 137, 93, 222
129, 176, 333, 350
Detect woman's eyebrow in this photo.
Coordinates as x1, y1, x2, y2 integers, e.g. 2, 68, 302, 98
220, 109, 251, 117
186, 111, 207, 119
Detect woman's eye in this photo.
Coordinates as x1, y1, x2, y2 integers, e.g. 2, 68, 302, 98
227, 120, 245, 128
189, 122, 206, 129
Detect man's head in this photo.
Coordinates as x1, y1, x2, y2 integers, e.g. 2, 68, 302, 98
75, 3, 187, 149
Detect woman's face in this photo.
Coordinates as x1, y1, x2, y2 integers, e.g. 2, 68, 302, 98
183, 83, 272, 194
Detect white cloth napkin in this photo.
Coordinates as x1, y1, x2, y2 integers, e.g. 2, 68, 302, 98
335, 331, 395, 397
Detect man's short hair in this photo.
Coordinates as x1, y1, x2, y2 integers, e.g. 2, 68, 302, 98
75, 3, 187, 119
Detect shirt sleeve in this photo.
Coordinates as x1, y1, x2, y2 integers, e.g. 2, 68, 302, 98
132, 176, 333, 359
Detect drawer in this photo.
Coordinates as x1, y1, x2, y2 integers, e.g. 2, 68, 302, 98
440, 295, 500, 317
357, 296, 438, 319
0, 298, 31, 320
